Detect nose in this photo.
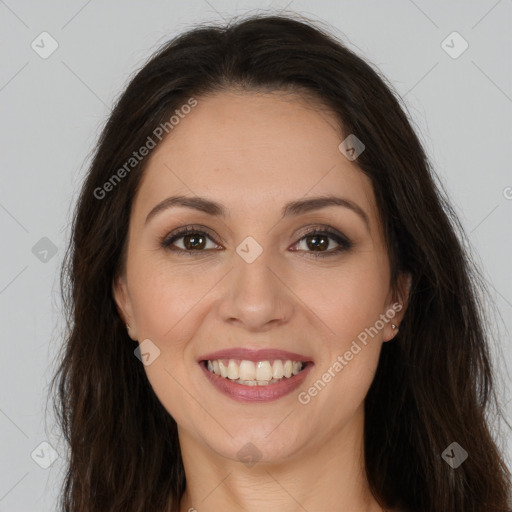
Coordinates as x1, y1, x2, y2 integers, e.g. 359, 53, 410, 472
217, 245, 294, 332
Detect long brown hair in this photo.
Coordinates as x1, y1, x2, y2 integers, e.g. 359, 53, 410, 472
49, 13, 512, 512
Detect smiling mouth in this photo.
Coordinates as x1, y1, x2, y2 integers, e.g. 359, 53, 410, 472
202, 358, 311, 386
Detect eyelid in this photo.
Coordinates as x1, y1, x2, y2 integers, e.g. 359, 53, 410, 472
289, 225, 353, 256
160, 224, 221, 248
293, 224, 351, 243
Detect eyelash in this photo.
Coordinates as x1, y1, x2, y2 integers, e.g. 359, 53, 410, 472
160, 224, 353, 258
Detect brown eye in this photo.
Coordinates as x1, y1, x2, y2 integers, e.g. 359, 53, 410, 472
180, 232, 207, 250
161, 226, 220, 254
291, 228, 352, 257
302, 233, 332, 252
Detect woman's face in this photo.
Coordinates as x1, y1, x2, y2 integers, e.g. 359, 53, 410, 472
114, 90, 407, 465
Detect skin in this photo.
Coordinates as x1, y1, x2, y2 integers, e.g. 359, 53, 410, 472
114, 90, 409, 512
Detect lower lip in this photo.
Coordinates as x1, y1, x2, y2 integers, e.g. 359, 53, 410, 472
200, 361, 313, 403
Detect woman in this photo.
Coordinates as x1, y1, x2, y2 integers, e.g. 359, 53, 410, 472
50, 13, 512, 512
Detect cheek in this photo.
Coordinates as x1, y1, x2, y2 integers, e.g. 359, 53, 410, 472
296, 259, 390, 339
129, 255, 211, 338
127, 263, 209, 421
294, 258, 388, 405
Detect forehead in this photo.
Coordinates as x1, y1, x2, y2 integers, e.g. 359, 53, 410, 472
133, 91, 378, 227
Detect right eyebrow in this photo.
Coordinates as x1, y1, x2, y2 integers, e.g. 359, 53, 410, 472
145, 195, 227, 226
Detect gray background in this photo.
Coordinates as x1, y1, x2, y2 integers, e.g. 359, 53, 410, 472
1, 1, 511, 510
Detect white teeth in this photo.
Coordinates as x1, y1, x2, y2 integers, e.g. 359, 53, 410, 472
206, 358, 305, 386
256, 361, 273, 381
239, 360, 256, 380
239, 380, 258, 386
227, 360, 239, 380
272, 360, 283, 379
218, 360, 228, 378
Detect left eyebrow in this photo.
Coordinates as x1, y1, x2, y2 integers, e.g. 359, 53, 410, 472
281, 195, 370, 230
144, 194, 370, 231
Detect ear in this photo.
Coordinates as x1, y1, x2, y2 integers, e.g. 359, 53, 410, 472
112, 273, 138, 341
383, 272, 411, 342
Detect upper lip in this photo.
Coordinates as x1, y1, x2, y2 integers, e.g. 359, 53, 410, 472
198, 348, 313, 363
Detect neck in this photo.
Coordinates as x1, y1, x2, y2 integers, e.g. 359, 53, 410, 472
175, 404, 384, 512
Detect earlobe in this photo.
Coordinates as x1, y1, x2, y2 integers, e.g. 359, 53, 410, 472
112, 275, 138, 340
383, 272, 411, 342
383, 319, 400, 343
